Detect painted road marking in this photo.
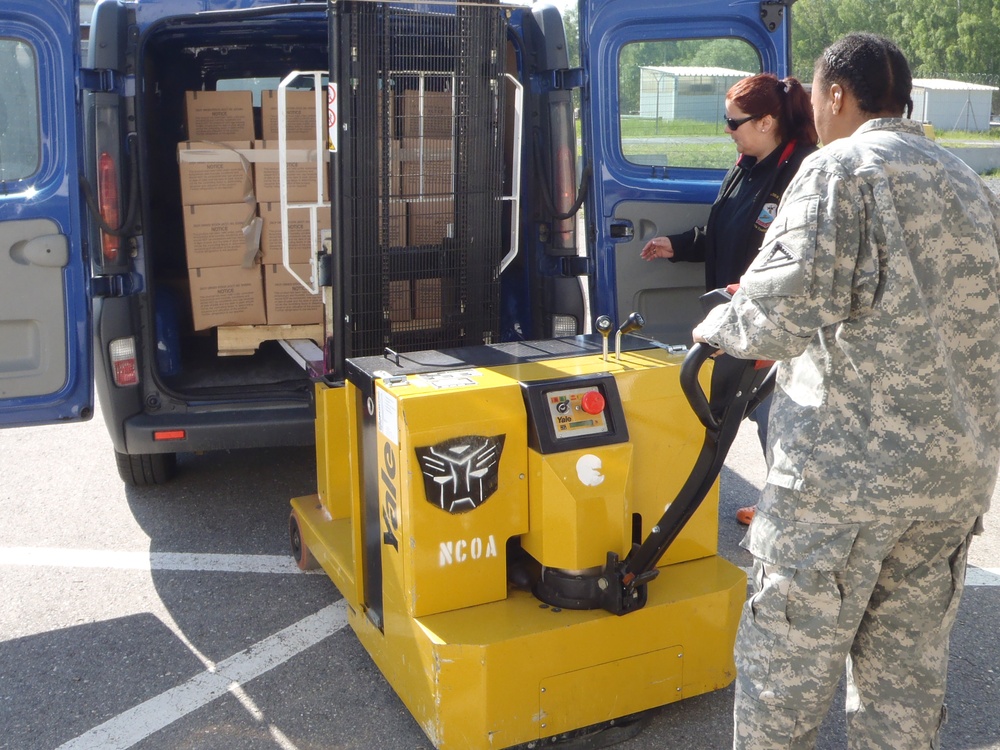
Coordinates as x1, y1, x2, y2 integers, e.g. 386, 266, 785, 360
739, 565, 1000, 587
0, 547, 322, 574
2, 549, 998, 747
0, 548, 337, 748
55, 601, 348, 750
966, 566, 1000, 587
2, 547, 998, 586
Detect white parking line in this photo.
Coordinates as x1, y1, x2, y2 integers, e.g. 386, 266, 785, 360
966, 566, 1000, 587
55, 601, 348, 750
2, 549, 997, 747
2, 547, 998, 586
0, 547, 321, 574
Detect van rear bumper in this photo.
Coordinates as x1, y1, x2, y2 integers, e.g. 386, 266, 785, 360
121, 404, 315, 455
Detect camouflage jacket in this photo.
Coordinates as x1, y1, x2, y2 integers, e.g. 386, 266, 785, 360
696, 118, 1000, 522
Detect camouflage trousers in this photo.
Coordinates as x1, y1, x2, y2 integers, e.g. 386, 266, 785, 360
733, 511, 979, 750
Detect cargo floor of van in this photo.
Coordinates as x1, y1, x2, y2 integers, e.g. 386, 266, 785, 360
163, 337, 313, 393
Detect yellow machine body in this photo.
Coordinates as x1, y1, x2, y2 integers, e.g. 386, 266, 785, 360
291, 343, 745, 749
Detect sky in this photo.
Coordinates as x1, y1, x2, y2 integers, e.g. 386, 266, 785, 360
534, 0, 575, 13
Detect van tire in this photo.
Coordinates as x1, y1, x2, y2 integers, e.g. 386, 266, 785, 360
115, 451, 177, 486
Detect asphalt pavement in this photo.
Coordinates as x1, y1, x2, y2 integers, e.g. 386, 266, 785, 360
1, 401, 999, 750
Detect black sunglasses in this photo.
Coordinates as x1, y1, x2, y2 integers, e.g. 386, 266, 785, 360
724, 114, 758, 131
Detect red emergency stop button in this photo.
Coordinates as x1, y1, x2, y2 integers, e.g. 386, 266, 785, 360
580, 390, 605, 415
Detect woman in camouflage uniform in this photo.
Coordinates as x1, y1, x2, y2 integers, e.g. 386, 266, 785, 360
695, 33, 1000, 749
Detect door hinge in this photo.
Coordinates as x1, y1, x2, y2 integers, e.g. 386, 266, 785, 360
559, 256, 592, 277
92, 274, 135, 298
80, 68, 135, 96
544, 68, 585, 92
760, 0, 795, 33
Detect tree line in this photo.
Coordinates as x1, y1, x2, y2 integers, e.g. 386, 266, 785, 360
790, 0, 1000, 86
561, 0, 1000, 116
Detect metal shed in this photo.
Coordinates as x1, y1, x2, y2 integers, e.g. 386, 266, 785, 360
639, 66, 753, 123
911, 78, 998, 133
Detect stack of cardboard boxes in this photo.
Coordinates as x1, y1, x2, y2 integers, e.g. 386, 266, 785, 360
384, 88, 454, 331
397, 89, 455, 246
176, 86, 456, 340
177, 89, 327, 335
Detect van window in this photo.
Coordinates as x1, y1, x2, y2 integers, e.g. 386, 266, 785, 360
0, 39, 40, 182
618, 38, 761, 170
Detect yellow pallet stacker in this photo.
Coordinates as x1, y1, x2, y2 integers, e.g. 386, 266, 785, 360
289, 311, 772, 749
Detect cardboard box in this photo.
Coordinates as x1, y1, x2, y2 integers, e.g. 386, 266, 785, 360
261, 89, 322, 141
401, 160, 452, 197
380, 200, 407, 247
380, 140, 402, 199
259, 202, 331, 265
408, 198, 454, 246
185, 90, 255, 141
177, 141, 254, 206
381, 157, 402, 199
397, 137, 452, 162
378, 90, 397, 139
264, 263, 323, 325
389, 279, 411, 323
188, 265, 266, 331
397, 138, 452, 196
414, 276, 444, 326
253, 140, 329, 204
183, 203, 260, 269
401, 90, 453, 139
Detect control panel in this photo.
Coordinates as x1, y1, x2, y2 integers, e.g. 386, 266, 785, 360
545, 386, 609, 439
523, 374, 628, 454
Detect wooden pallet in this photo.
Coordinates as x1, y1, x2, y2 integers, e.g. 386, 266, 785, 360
216, 323, 324, 356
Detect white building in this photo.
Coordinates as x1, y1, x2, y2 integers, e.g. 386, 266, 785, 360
81, 2, 97, 54
911, 78, 998, 133
638, 66, 753, 123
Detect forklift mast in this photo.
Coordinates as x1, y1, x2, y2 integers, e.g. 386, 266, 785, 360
326, 0, 511, 380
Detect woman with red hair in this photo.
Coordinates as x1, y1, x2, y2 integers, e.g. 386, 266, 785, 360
641, 72, 818, 526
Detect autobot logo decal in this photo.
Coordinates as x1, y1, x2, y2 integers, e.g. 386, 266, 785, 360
415, 435, 505, 513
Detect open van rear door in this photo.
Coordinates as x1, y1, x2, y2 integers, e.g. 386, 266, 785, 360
579, 0, 791, 345
0, 0, 92, 427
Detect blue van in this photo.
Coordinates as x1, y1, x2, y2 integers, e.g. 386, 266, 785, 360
0, 0, 790, 484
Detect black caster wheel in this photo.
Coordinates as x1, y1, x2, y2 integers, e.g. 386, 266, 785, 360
289, 511, 319, 571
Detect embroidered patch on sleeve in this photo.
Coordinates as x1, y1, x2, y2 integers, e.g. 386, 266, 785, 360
743, 240, 806, 298
755, 202, 779, 231
755, 241, 799, 270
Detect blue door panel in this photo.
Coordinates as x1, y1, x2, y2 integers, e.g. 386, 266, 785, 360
0, 0, 92, 427
579, 0, 789, 341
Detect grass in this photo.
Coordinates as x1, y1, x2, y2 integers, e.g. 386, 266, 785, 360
619, 117, 729, 138
608, 118, 1000, 170
572, 114, 1000, 171
935, 128, 1000, 145
617, 117, 736, 169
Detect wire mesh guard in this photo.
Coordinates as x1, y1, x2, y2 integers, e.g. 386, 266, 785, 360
338, 1, 509, 358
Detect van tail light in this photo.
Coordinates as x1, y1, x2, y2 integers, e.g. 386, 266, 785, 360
109, 337, 139, 386
97, 151, 121, 263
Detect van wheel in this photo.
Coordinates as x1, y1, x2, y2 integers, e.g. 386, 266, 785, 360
115, 451, 177, 486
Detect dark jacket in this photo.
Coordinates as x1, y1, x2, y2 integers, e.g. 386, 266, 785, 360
668, 139, 817, 290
